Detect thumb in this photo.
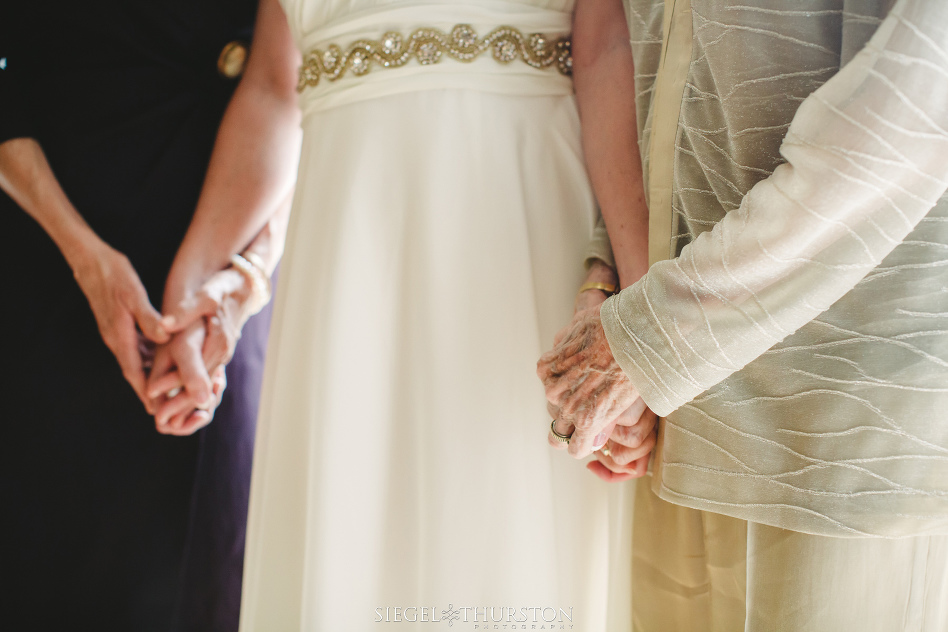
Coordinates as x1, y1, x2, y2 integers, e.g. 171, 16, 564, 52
161, 292, 218, 334
129, 289, 170, 344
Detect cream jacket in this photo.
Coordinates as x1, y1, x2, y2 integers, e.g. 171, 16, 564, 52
598, 0, 948, 537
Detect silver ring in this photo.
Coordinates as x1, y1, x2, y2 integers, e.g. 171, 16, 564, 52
550, 420, 572, 444
166, 386, 182, 399
599, 445, 612, 458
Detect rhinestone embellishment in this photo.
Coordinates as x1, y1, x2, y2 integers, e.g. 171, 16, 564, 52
530, 34, 547, 53
297, 24, 572, 91
350, 49, 370, 74
322, 46, 340, 69
493, 37, 518, 63
416, 38, 442, 65
381, 32, 402, 55
452, 24, 478, 50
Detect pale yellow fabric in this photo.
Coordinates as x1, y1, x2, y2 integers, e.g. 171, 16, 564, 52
633, 477, 948, 632
604, 0, 948, 537
645, 0, 692, 266
631, 477, 747, 632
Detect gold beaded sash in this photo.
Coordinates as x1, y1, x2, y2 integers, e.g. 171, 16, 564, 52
297, 24, 572, 92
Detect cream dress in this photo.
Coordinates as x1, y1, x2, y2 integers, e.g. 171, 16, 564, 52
240, 1, 633, 630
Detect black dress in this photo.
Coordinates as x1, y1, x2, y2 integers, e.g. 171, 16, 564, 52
1, 2, 267, 630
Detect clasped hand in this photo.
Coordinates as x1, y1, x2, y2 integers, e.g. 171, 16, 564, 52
537, 269, 657, 482
72, 241, 250, 434
144, 267, 255, 435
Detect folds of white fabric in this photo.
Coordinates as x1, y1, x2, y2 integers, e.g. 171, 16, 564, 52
241, 85, 633, 629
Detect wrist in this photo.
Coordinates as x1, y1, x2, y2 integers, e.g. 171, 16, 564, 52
163, 257, 222, 310
228, 253, 271, 317
63, 229, 110, 280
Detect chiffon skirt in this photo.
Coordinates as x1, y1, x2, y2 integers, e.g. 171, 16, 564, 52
240, 87, 634, 630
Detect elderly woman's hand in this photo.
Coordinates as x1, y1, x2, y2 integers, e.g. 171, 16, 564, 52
538, 301, 641, 459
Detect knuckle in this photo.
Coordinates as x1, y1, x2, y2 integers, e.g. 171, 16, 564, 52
621, 425, 645, 448
642, 431, 657, 450
186, 376, 209, 393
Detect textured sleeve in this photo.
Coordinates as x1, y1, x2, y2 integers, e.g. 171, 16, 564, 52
602, 0, 948, 416
584, 216, 616, 269
0, 12, 34, 144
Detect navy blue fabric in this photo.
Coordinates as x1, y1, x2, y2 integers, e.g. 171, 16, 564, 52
0, 1, 264, 630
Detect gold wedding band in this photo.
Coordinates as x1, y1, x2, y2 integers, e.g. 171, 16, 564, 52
550, 420, 572, 444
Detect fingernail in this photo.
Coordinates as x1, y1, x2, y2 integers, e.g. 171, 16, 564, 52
593, 432, 607, 449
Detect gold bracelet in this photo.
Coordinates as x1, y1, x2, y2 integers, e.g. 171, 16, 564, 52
577, 281, 617, 296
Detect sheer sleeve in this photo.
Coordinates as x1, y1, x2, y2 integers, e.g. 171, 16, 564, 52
602, 0, 948, 416
0, 11, 34, 145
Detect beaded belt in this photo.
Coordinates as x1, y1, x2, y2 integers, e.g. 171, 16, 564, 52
297, 24, 572, 92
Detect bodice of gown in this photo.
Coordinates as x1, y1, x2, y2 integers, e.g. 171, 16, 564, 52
279, 0, 577, 113
281, 0, 574, 34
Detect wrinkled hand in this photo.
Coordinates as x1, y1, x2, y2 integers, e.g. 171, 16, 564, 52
538, 304, 640, 459
543, 277, 613, 449
72, 241, 170, 410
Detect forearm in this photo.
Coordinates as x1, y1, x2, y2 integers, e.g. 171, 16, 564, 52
0, 137, 105, 272
240, 187, 292, 277
573, 0, 648, 289
166, 83, 300, 301
165, 0, 301, 304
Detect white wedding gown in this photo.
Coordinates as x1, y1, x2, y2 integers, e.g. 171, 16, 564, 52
240, 1, 633, 629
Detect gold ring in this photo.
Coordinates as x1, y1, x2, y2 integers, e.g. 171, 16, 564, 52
550, 419, 572, 444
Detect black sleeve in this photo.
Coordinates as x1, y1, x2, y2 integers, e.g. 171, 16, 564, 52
0, 10, 35, 144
